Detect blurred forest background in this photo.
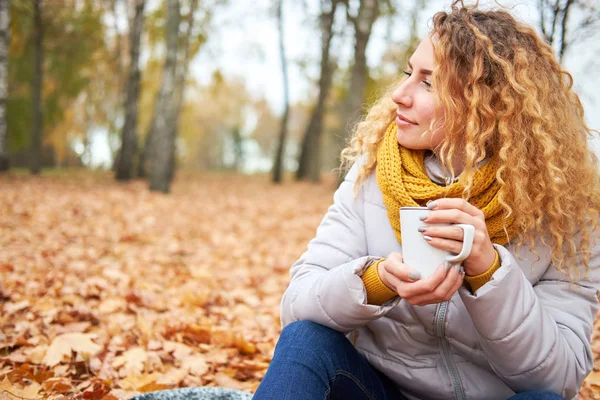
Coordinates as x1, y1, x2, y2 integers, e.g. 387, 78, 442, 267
1, 0, 599, 191
2, 0, 600, 399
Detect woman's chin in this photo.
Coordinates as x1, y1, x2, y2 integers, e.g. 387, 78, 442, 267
396, 132, 428, 150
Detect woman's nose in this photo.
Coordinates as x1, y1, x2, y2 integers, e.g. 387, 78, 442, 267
392, 82, 412, 108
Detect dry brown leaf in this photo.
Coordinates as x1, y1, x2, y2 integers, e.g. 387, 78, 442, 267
118, 372, 159, 391
25, 344, 48, 364
3, 300, 30, 314
43, 333, 102, 367
0, 377, 16, 399
163, 341, 192, 361
106, 389, 140, 400
587, 371, 600, 388
112, 347, 147, 375
98, 298, 125, 314
136, 314, 153, 341
213, 372, 253, 391
22, 381, 41, 399
147, 340, 162, 351
181, 354, 209, 376
156, 368, 188, 385
55, 321, 92, 335
42, 378, 73, 394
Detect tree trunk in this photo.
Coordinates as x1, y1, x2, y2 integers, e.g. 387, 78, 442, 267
296, 0, 340, 183
272, 0, 290, 184
116, 0, 145, 181
166, 0, 198, 182
30, 0, 43, 175
108, 0, 126, 172
231, 126, 243, 171
140, 0, 198, 180
336, 0, 379, 186
137, 115, 154, 177
149, 0, 180, 193
0, 0, 9, 172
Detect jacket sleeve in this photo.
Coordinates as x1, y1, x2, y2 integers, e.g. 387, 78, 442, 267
459, 239, 600, 399
280, 157, 400, 333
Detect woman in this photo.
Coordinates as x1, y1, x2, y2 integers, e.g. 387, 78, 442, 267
253, 1, 600, 399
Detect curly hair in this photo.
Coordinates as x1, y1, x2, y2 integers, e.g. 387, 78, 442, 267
339, 0, 600, 279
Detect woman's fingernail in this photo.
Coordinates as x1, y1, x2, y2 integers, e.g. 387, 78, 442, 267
419, 214, 428, 221
427, 201, 438, 210
460, 266, 465, 275
409, 270, 422, 280
454, 264, 460, 273
418, 226, 426, 233
423, 235, 433, 241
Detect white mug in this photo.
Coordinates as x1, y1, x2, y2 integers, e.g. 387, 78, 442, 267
399, 206, 475, 279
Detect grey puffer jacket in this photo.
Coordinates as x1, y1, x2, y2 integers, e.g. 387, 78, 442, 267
280, 156, 600, 400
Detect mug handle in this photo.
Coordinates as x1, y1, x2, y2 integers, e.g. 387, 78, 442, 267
445, 224, 475, 263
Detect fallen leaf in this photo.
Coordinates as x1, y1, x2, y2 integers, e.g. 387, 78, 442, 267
22, 381, 41, 398
43, 333, 102, 367
587, 371, 600, 387
181, 354, 209, 376
3, 300, 30, 314
42, 378, 73, 393
0, 377, 15, 398
118, 372, 159, 391
163, 341, 192, 361
156, 368, 188, 385
213, 372, 252, 391
98, 298, 124, 314
116, 347, 147, 375
106, 389, 139, 400
25, 344, 48, 364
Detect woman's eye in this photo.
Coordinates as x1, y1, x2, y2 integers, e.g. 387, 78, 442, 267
423, 80, 432, 88
403, 70, 412, 77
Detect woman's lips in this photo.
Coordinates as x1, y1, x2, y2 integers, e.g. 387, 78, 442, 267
396, 112, 417, 126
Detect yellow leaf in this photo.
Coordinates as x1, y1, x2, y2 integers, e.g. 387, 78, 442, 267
43, 333, 102, 367
136, 314, 153, 341
0, 377, 15, 397
118, 372, 159, 391
25, 344, 48, 364
156, 368, 187, 385
181, 354, 209, 376
119, 347, 148, 375
586, 370, 600, 387
22, 381, 41, 398
163, 341, 192, 361
213, 372, 251, 392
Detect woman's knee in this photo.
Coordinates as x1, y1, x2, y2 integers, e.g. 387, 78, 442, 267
277, 320, 350, 353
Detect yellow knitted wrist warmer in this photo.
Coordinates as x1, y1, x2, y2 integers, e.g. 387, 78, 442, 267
464, 250, 501, 293
361, 259, 398, 305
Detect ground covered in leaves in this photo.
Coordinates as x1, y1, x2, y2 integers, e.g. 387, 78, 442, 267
2, 170, 600, 399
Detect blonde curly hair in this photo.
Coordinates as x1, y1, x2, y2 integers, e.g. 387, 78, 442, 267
339, 1, 600, 279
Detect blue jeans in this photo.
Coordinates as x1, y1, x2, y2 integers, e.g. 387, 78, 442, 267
253, 320, 565, 400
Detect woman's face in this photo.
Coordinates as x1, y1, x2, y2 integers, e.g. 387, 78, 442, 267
391, 37, 444, 150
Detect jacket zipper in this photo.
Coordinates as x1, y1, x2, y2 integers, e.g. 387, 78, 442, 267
435, 301, 465, 400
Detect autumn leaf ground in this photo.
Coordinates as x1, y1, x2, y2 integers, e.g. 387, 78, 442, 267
1, 171, 600, 399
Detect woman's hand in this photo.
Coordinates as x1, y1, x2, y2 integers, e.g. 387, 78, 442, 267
378, 252, 464, 306
419, 198, 496, 276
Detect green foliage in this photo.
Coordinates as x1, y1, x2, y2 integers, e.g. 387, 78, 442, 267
7, 96, 32, 151
8, 1, 105, 153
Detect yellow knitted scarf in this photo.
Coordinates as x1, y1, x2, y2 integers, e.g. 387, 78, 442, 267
376, 123, 514, 245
